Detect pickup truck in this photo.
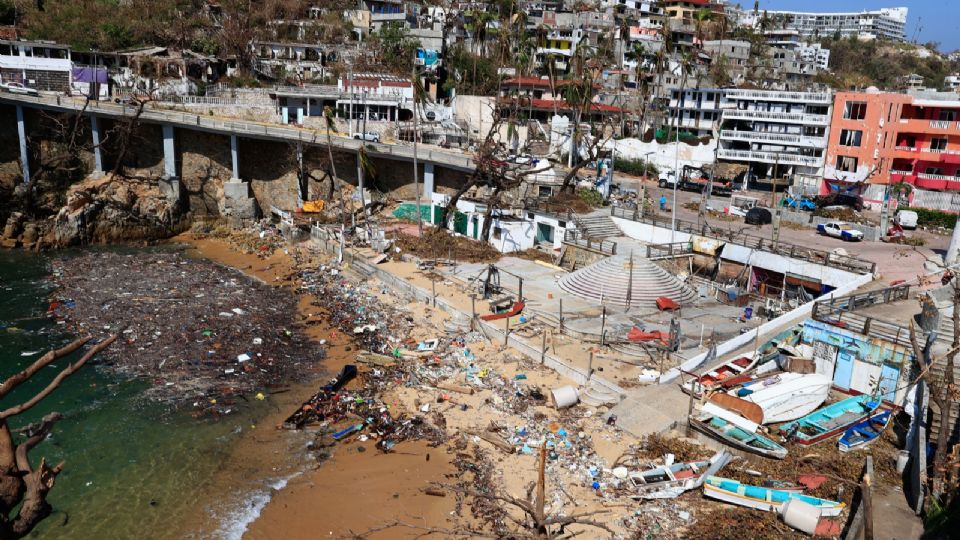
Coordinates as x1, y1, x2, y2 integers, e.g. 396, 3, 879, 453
817, 221, 864, 241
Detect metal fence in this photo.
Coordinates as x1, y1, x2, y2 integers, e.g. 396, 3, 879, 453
610, 206, 877, 275
563, 229, 617, 255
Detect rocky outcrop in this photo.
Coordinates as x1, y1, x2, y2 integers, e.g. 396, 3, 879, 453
48, 174, 188, 247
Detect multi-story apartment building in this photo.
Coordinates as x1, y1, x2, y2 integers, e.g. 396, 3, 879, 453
739, 7, 908, 42
535, 28, 584, 73
718, 89, 833, 189
0, 38, 72, 92
826, 90, 960, 197
667, 88, 726, 137
945, 74, 960, 91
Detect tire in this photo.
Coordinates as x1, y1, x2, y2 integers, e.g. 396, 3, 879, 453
658, 180, 667, 188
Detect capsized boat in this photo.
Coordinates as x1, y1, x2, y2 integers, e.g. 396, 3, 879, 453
779, 395, 880, 445
838, 410, 892, 452
734, 373, 832, 424
703, 476, 846, 517
629, 449, 732, 499
688, 402, 788, 459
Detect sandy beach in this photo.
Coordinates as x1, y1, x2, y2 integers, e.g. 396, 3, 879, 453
173, 233, 460, 539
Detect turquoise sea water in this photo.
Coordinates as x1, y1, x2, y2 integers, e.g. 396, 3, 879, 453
0, 250, 276, 539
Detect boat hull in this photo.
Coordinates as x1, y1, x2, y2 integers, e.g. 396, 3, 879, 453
839, 410, 892, 452
703, 476, 845, 517
689, 415, 788, 460
780, 395, 880, 446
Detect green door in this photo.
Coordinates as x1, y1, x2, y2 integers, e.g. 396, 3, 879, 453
471, 216, 479, 239
432, 206, 442, 225
536, 223, 554, 244
453, 212, 468, 235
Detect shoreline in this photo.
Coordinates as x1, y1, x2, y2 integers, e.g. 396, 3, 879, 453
171, 233, 458, 539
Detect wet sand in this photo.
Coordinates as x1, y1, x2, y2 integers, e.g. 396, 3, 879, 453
173, 233, 456, 538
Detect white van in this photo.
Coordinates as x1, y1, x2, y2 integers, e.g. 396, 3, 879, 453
895, 210, 918, 230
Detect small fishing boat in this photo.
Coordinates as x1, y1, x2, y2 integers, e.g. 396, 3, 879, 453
734, 373, 832, 424
761, 479, 805, 493
689, 402, 788, 460
779, 395, 880, 445
703, 476, 846, 517
681, 356, 755, 397
838, 410, 892, 452
630, 449, 732, 499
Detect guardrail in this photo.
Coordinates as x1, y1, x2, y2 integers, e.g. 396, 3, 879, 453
610, 206, 877, 275
563, 229, 617, 255
813, 283, 911, 313
646, 241, 692, 259
812, 297, 911, 348
0, 92, 477, 172
723, 89, 833, 103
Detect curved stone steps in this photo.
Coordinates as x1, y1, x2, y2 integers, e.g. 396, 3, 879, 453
558, 254, 696, 307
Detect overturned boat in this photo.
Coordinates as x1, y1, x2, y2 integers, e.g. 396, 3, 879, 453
688, 400, 788, 460
703, 476, 845, 517
733, 373, 832, 424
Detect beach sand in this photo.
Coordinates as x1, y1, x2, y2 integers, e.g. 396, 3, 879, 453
173, 233, 458, 539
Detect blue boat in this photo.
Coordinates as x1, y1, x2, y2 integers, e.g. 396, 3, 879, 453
703, 476, 846, 516
838, 410, 892, 452
779, 395, 879, 445
689, 406, 788, 459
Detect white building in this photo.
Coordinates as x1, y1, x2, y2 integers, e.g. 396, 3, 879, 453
739, 7, 908, 42
667, 88, 727, 138
536, 28, 584, 73
945, 74, 960, 91
796, 43, 830, 71
717, 89, 833, 190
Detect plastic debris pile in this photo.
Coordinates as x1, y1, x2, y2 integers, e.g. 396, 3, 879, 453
50, 250, 320, 410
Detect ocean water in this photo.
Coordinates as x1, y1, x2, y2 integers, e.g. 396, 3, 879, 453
0, 250, 278, 539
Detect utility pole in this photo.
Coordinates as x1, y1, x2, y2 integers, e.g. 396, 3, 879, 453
347, 67, 354, 135
771, 156, 783, 248
412, 61, 423, 237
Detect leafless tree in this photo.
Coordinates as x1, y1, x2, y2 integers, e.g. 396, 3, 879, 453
0, 334, 117, 537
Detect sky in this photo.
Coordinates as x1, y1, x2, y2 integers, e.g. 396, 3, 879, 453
750, 0, 960, 52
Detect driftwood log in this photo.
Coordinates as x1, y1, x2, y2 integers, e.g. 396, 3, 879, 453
0, 334, 117, 538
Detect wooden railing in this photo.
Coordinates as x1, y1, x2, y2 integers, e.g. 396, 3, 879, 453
563, 229, 617, 255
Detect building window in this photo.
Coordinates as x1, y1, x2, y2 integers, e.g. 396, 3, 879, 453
938, 110, 958, 121
838, 129, 862, 147
538, 185, 553, 197
930, 137, 948, 151
843, 101, 867, 120
837, 156, 859, 172
493, 227, 503, 240
926, 167, 944, 175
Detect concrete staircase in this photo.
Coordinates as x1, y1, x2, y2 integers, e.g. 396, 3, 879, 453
576, 214, 621, 240
558, 254, 697, 308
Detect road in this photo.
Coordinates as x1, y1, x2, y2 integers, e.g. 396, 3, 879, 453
618, 173, 946, 285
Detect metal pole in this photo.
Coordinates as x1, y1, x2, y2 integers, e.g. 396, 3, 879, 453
470, 294, 476, 331
431, 279, 436, 307
541, 331, 547, 364
518, 277, 524, 302
588, 351, 594, 380
600, 306, 606, 346
559, 299, 563, 333
348, 68, 354, 134
504, 316, 510, 346
412, 61, 423, 237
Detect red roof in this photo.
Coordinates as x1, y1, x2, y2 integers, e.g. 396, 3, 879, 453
502, 77, 564, 88
500, 97, 622, 114
0, 26, 16, 40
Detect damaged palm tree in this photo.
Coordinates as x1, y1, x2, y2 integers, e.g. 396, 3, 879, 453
909, 281, 959, 510
0, 334, 117, 537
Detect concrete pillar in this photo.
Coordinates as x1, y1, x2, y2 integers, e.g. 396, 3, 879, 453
15, 105, 29, 184
230, 134, 240, 180
946, 224, 960, 267
90, 116, 103, 176
162, 124, 176, 179
423, 162, 435, 196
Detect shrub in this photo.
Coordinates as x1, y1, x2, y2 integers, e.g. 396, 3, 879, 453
903, 207, 958, 229
614, 158, 658, 177
577, 189, 605, 207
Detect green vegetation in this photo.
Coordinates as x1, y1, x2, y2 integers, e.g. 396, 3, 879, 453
370, 23, 420, 75
614, 158, 659, 177
814, 36, 960, 90
443, 44, 501, 95
577, 188, 605, 207
903, 207, 958, 229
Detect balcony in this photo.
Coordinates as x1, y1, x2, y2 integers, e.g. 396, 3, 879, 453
717, 148, 823, 167
723, 88, 832, 104
720, 129, 825, 148
897, 118, 960, 134
722, 109, 830, 125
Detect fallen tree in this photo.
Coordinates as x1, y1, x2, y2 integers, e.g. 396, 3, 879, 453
0, 334, 117, 537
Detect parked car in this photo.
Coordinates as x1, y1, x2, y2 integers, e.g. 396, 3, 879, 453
352, 132, 380, 143
782, 196, 816, 211
816, 193, 864, 211
895, 210, 918, 230
817, 221, 864, 241
0, 82, 38, 96
745, 207, 772, 225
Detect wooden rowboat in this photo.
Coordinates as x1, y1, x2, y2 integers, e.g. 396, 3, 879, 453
838, 410, 892, 452
630, 449, 732, 499
703, 476, 845, 517
779, 395, 879, 446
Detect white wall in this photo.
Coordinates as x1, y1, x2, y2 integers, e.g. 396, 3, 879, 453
613, 136, 718, 171
612, 216, 693, 244
720, 244, 862, 289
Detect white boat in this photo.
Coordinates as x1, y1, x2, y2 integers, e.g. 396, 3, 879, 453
731, 373, 832, 424
629, 449, 732, 499
703, 476, 846, 517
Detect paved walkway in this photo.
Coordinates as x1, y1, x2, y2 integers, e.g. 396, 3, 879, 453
873, 488, 924, 539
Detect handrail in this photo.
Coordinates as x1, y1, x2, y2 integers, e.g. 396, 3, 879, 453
563, 229, 617, 255
609, 206, 876, 275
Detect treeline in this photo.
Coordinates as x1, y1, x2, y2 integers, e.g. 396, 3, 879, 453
815, 36, 960, 90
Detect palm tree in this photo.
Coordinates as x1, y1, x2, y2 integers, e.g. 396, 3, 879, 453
323, 106, 339, 200
693, 8, 713, 49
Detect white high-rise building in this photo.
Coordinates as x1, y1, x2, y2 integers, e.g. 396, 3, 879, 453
738, 7, 908, 42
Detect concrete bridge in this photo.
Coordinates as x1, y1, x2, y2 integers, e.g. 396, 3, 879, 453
2, 92, 476, 216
